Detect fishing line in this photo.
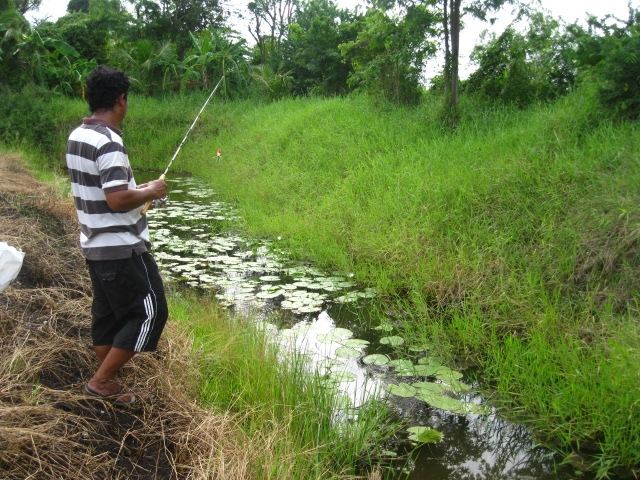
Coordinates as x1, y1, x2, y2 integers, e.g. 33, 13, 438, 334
141, 74, 225, 214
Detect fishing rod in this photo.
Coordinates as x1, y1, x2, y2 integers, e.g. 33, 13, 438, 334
141, 74, 225, 214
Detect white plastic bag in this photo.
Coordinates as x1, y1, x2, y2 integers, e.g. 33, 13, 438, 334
0, 242, 25, 292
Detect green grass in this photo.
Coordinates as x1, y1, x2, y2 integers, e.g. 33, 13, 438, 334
167, 290, 394, 479
5, 87, 640, 477
171, 92, 639, 477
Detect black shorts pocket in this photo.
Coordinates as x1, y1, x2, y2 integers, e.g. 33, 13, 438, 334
95, 258, 145, 296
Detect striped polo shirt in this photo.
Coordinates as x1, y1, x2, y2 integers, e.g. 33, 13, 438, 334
66, 118, 149, 260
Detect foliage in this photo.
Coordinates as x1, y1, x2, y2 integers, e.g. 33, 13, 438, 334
67, 0, 89, 13
0, 0, 29, 87
183, 29, 250, 97
14, 0, 39, 14
0, 85, 60, 159
130, 0, 224, 53
161, 92, 639, 477
571, 8, 640, 119
249, 63, 294, 99
282, 0, 358, 95
467, 12, 577, 106
340, 3, 438, 104
248, 0, 298, 68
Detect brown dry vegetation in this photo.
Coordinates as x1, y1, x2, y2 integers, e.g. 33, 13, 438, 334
0, 154, 255, 479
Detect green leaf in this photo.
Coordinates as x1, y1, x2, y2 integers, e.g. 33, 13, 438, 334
414, 391, 470, 415
407, 426, 444, 444
441, 378, 472, 393
362, 354, 390, 366
389, 359, 413, 369
387, 383, 416, 398
412, 381, 448, 395
335, 346, 361, 359
317, 328, 353, 342
380, 335, 404, 346
373, 322, 394, 332
342, 338, 370, 348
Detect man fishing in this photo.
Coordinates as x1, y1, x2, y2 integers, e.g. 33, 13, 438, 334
66, 65, 168, 404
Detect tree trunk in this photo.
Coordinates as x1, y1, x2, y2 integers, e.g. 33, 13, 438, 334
449, 0, 461, 112
443, 0, 450, 94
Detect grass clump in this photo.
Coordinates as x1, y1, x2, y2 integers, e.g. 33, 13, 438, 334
168, 292, 394, 480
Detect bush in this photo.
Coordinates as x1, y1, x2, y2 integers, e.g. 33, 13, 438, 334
0, 85, 59, 157
596, 28, 640, 119
573, 8, 640, 120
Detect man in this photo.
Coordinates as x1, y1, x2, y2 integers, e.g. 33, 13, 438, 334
66, 65, 168, 404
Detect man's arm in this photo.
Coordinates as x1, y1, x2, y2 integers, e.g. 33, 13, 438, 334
105, 179, 166, 212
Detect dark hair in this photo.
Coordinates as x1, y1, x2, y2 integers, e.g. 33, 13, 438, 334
85, 65, 130, 113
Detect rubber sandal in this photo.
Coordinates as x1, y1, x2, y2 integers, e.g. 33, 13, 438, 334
84, 381, 137, 405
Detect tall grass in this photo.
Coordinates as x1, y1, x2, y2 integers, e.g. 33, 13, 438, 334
169, 92, 638, 476
6, 87, 640, 477
168, 291, 394, 479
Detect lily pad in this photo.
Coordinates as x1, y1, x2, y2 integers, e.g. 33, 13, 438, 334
335, 346, 361, 360
373, 322, 394, 332
412, 381, 448, 395
407, 426, 444, 444
330, 371, 357, 382
342, 338, 370, 348
380, 450, 398, 458
317, 328, 353, 342
414, 391, 470, 415
434, 368, 464, 382
259, 275, 280, 281
380, 336, 404, 346
387, 383, 416, 398
389, 359, 413, 370
441, 378, 472, 393
362, 354, 390, 366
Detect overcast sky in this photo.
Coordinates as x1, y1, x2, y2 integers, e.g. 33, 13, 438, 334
27, 0, 639, 79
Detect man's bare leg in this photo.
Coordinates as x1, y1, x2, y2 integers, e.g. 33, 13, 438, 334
87, 347, 136, 396
94, 345, 111, 363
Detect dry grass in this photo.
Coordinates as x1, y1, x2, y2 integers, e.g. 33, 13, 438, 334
0, 154, 255, 479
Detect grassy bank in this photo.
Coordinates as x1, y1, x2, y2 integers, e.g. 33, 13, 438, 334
146, 92, 638, 477
3, 88, 640, 477
168, 292, 393, 479
0, 151, 391, 479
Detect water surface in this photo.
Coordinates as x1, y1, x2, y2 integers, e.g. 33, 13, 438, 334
142, 173, 573, 480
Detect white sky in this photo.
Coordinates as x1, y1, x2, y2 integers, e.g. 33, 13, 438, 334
28, 0, 639, 79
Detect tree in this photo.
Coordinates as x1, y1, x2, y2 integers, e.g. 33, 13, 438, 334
14, 0, 40, 14
248, 0, 298, 67
66, 0, 89, 12
183, 28, 249, 96
440, 0, 512, 114
282, 0, 358, 95
467, 12, 577, 106
0, 0, 30, 87
130, 0, 224, 53
572, 7, 640, 119
340, 2, 438, 104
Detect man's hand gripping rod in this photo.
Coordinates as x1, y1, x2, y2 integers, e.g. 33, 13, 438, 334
141, 75, 225, 215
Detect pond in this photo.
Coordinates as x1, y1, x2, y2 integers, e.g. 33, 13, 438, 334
141, 172, 574, 480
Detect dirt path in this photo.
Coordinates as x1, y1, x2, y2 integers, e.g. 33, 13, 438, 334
0, 154, 251, 479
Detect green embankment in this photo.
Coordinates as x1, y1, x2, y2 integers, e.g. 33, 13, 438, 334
168, 292, 391, 479
159, 92, 638, 477
4, 89, 640, 477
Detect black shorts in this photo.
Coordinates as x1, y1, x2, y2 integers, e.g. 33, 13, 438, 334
87, 252, 168, 352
